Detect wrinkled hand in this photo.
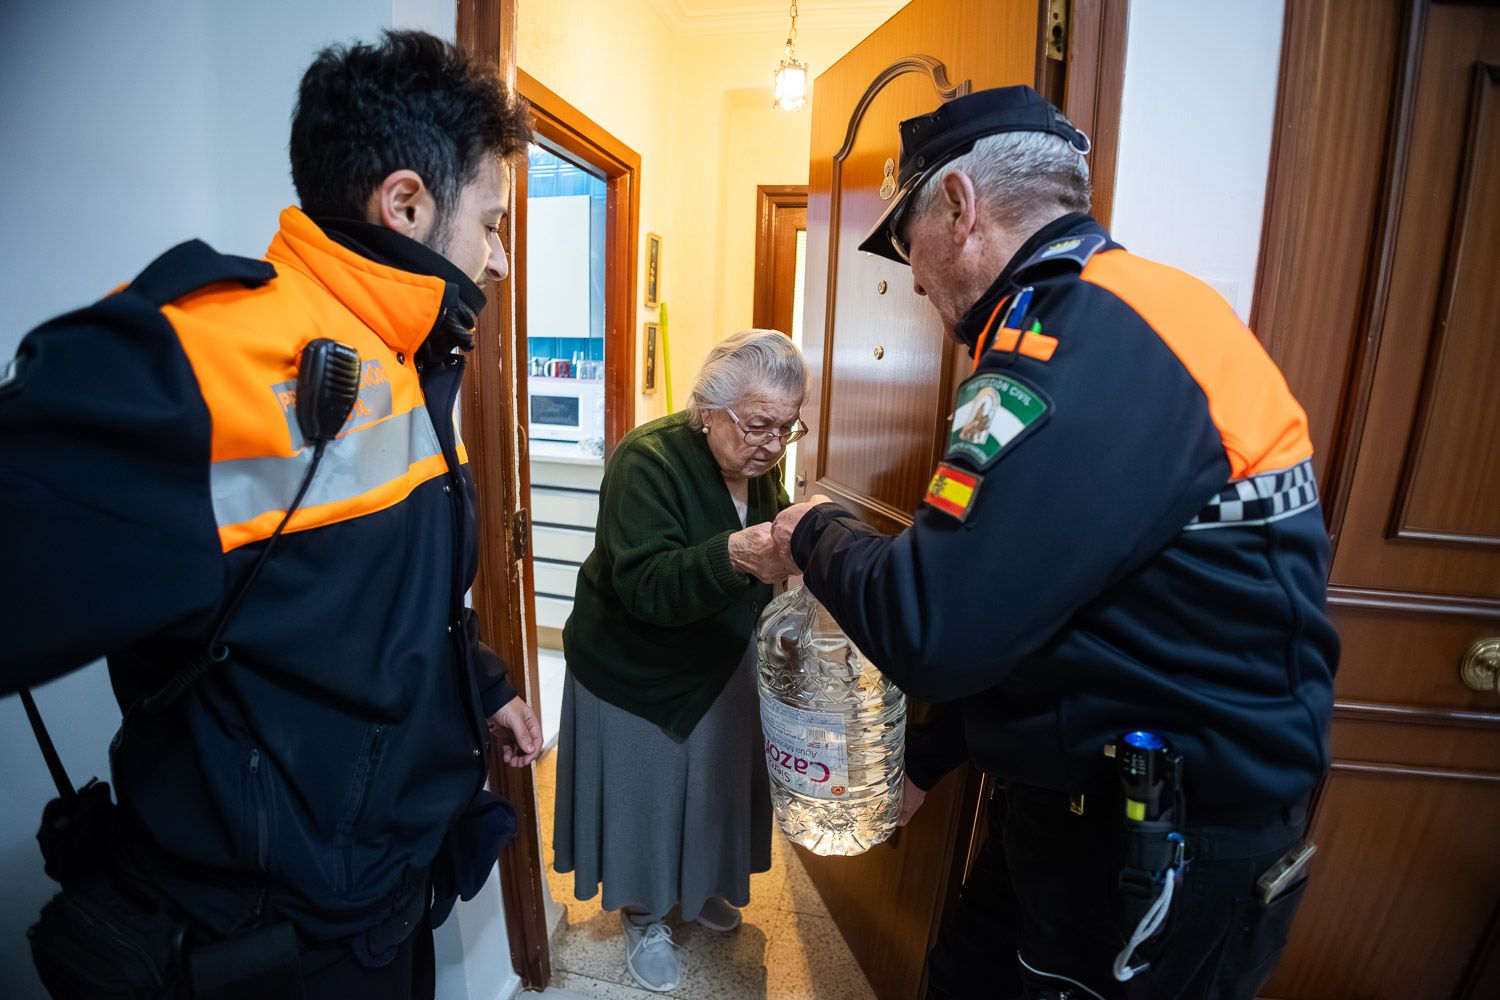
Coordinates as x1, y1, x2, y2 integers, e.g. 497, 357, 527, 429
729, 522, 800, 584
771, 494, 833, 551
488, 695, 542, 767
898, 774, 927, 826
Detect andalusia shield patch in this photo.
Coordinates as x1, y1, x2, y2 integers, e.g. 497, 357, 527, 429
946, 372, 1050, 469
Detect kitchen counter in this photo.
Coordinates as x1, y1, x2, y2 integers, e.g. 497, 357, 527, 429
530, 438, 605, 466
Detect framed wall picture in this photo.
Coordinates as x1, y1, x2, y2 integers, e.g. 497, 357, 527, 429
644, 231, 663, 308
643, 322, 658, 392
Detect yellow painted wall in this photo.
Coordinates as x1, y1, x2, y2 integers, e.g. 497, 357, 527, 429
517, 0, 678, 422
517, 0, 880, 426
672, 24, 875, 409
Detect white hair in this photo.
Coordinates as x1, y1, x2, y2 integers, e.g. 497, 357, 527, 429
686, 328, 807, 429
908, 131, 1091, 231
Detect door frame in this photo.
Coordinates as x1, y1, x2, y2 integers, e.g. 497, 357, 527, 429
456, 0, 552, 988
752, 184, 808, 334
1057, 0, 1130, 228
516, 69, 642, 458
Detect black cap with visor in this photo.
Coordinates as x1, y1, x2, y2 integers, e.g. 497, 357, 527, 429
859, 85, 1091, 266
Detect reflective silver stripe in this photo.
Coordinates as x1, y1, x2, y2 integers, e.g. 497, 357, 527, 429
211, 406, 443, 530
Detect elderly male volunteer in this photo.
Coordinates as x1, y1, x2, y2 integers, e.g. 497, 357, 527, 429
2, 31, 539, 1000
775, 86, 1338, 999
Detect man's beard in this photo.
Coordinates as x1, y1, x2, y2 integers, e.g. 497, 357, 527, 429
424, 213, 458, 270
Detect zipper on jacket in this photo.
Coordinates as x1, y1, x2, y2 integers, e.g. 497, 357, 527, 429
248, 748, 268, 871
420, 355, 489, 751
247, 747, 272, 918
339, 723, 387, 896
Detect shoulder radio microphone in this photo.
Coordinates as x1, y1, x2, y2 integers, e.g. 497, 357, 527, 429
295, 338, 362, 444
141, 338, 361, 713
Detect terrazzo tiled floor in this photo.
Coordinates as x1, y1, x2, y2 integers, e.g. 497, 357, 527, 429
534, 747, 877, 1000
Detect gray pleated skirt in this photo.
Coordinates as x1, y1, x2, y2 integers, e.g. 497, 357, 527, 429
552, 639, 772, 921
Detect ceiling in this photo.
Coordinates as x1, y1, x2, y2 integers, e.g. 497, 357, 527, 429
644, 0, 908, 36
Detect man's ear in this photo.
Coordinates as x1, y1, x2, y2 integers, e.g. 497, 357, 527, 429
940, 169, 980, 248
365, 170, 434, 239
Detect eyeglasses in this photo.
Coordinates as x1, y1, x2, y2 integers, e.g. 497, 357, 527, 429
725, 407, 807, 446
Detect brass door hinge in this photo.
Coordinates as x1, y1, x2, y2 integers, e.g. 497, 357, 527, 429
1046, 0, 1067, 62
512, 508, 530, 560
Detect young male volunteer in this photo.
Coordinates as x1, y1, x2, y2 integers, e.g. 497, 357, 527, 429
2, 30, 540, 999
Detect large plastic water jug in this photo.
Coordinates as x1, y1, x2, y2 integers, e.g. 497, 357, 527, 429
756, 586, 906, 856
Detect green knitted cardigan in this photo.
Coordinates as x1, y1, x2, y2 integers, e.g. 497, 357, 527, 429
562, 411, 789, 738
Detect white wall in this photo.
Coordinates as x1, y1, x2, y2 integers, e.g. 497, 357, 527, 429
1110, 0, 1285, 320
527, 196, 594, 339
0, 4, 516, 999
518, 0, 681, 419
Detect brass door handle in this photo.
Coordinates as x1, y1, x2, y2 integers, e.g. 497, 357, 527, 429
1460, 638, 1500, 692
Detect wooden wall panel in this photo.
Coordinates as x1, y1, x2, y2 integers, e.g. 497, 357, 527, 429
1329, 595, 1500, 708
1388, 63, 1500, 547
1256, 2, 1500, 995
1269, 765, 1500, 999
1329, 6, 1500, 598
1062, 0, 1129, 228
1251, 0, 1408, 496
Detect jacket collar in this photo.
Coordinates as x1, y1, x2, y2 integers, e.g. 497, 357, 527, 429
266, 206, 471, 359
953, 212, 1109, 351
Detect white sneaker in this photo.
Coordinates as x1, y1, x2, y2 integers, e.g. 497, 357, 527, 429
694, 896, 742, 934
620, 912, 680, 992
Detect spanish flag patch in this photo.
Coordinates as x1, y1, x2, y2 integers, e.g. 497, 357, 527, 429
924, 463, 981, 522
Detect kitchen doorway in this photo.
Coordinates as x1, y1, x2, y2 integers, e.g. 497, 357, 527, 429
511, 75, 640, 760
523, 141, 607, 753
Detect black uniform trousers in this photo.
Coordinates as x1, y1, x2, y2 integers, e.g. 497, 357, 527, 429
926, 784, 1308, 1000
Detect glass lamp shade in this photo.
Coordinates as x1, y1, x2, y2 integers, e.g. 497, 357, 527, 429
774, 56, 808, 112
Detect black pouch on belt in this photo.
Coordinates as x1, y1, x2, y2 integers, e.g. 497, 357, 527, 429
28, 780, 191, 1000
29, 874, 189, 1000
1116, 815, 1180, 930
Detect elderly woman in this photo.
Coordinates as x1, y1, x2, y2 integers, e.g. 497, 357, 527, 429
553, 328, 807, 992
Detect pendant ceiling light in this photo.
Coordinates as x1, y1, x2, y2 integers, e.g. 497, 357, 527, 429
773, 1, 809, 112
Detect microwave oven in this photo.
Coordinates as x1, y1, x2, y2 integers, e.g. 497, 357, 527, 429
528, 376, 605, 446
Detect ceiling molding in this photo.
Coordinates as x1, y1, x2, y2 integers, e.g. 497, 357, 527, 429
644, 0, 905, 37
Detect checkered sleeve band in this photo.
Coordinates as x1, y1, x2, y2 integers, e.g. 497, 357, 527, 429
1184, 458, 1319, 531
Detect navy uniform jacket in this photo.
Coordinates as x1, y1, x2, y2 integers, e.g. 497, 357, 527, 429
0, 209, 515, 941
790, 213, 1338, 807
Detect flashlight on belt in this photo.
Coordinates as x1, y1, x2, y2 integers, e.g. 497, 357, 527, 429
1108, 731, 1187, 982
1115, 730, 1183, 823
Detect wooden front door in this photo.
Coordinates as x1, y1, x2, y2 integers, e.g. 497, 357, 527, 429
1256, 2, 1500, 996
794, 1, 1122, 996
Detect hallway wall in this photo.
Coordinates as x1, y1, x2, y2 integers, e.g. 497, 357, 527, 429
1112, 0, 1286, 320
